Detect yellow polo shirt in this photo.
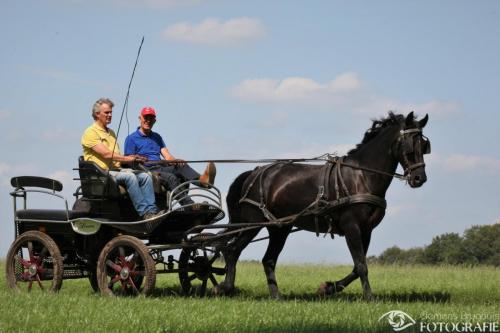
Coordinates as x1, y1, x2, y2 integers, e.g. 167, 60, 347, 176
81, 123, 121, 170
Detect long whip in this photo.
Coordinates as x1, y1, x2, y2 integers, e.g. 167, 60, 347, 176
110, 36, 145, 162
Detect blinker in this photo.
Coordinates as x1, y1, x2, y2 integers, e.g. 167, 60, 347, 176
422, 136, 431, 154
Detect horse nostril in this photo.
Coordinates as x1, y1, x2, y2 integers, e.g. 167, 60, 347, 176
414, 175, 421, 183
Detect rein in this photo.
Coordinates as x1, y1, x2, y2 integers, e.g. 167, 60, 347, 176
146, 153, 409, 182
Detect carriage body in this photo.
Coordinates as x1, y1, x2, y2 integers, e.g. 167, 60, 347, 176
6, 159, 226, 295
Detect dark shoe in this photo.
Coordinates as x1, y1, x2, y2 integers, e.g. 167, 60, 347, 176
142, 210, 165, 220
199, 162, 216, 186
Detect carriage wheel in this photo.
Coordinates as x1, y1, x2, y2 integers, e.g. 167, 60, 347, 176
5, 231, 63, 293
178, 245, 226, 296
96, 235, 155, 296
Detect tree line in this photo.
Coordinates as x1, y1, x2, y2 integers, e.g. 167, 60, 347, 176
368, 223, 500, 266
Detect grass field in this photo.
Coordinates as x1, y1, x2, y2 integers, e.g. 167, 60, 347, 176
0, 261, 498, 333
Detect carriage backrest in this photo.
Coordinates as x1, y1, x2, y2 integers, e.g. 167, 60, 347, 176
11, 176, 63, 192
77, 156, 122, 199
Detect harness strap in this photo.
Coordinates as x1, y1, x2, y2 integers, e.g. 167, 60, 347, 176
240, 162, 284, 222
240, 198, 278, 221
336, 157, 350, 196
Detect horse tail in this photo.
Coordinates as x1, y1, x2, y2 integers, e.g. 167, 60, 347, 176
226, 170, 253, 224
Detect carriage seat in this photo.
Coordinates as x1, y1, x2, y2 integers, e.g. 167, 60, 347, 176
16, 209, 88, 221
77, 157, 166, 198
77, 157, 126, 199
10, 176, 91, 221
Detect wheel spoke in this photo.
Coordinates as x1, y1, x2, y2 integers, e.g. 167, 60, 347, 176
36, 275, 44, 290
106, 260, 122, 273
109, 275, 121, 288
27, 241, 34, 261
119, 246, 125, 257
211, 267, 226, 275
129, 251, 138, 268
127, 277, 139, 294
188, 274, 197, 282
20, 272, 32, 282
16, 255, 31, 269
209, 273, 218, 286
208, 252, 220, 265
200, 279, 207, 294
130, 270, 145, 277
36, 247, 48, 265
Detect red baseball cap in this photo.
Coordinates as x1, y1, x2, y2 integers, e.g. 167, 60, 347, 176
140, 107, 156, 117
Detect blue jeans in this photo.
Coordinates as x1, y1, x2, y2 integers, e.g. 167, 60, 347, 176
146, 165, 197, 205
109, 170, 157, 216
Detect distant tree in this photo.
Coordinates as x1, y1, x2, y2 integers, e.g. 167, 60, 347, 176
422, 233, 467, 264
372, 223, 499, 266
377, 246, 405, 264
462, 224, 500, 266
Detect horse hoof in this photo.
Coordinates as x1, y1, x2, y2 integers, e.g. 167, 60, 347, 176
212, 284, 233, 296
317, 282, 334, 297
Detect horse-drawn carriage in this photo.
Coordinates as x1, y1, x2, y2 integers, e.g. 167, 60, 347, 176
6, 157, 227, 296
5, 112, 431, 300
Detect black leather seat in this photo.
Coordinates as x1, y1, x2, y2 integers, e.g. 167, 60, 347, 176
77, 156, 126, 199
16, 209, 89, 221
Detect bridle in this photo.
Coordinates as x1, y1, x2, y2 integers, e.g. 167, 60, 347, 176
393, 127, 431, 177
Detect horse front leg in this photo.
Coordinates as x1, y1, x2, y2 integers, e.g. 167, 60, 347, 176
318, 230, 372, 296
345, 221, 373, 300
262, 226, 292, 299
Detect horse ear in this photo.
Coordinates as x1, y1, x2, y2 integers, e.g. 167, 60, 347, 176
405, 111, 415, 127
418, 114, 429, 128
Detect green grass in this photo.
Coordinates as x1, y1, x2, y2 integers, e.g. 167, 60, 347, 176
0, 262, 498, 333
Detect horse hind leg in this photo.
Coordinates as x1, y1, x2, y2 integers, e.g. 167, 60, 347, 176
262, 226, 292, 299
215, 227, 261, 296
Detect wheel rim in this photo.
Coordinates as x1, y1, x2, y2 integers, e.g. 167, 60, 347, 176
97, 236, 154, 296
179, 247, 226, 296
6, 231, 63, 293
104, 246, 146, 294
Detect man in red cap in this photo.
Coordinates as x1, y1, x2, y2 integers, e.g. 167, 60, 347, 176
124, 106, 216, 205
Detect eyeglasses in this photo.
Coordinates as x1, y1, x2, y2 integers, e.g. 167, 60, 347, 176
142, 116, 156, 122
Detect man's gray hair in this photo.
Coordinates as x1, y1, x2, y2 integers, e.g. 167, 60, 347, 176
92, 98, 114, 120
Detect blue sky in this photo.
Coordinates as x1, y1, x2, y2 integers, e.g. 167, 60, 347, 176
1, 0, 499, 263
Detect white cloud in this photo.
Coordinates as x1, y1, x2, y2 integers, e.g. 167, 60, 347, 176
232, 73, 362, 104
231, 73, 461, 118
163, 17, 266, 45
439, 154, 500, 172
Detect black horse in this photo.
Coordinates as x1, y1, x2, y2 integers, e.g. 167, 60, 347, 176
215, 112, 430, 300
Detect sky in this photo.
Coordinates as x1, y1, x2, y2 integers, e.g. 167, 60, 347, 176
0, 0, 499, 264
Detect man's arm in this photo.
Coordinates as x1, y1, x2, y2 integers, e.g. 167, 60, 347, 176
93, 143, 145, 163
160, 147, 186, 166
160, 147, 175, 161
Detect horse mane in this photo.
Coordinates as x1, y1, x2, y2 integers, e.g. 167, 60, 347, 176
347, 112, 407, 155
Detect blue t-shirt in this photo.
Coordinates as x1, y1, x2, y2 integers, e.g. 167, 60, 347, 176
124, 128, 166, 162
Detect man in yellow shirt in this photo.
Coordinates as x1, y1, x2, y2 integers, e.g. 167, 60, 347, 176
81, 98, 161, 220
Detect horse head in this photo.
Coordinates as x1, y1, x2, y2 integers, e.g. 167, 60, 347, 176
394, 112, 431, 187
